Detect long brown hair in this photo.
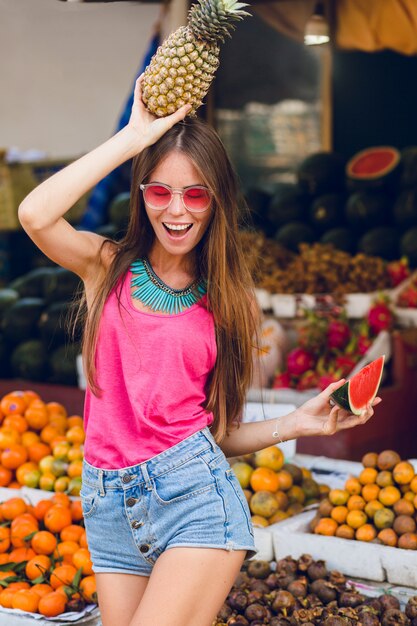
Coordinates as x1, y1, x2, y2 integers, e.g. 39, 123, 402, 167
78, 117, 259, 443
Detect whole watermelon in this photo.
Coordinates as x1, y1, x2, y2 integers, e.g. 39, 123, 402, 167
358, 227, 400, 260
309, 193, 345, 234
345, 191, 390, 233
268, 184, 309, 228
297, 152, 346, 197
393, 188, 417, 230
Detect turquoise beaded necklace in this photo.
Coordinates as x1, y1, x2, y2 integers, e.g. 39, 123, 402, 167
130, 258, 207, 315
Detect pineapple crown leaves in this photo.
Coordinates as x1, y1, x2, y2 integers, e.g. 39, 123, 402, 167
188, 0, 251, 44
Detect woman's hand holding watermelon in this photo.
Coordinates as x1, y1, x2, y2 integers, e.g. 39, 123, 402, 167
295, 379, 382, 438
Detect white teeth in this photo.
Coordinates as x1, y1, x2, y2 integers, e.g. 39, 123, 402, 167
164, 223, 191, 231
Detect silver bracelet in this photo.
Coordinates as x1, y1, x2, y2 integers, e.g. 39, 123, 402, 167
272, 420, 284, 443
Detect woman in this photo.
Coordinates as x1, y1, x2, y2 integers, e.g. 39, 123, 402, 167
19, 77, 379, 626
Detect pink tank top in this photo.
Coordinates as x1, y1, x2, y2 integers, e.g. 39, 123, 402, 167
83, 268, 217, 469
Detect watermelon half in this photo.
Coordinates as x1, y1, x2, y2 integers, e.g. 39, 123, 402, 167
330, 356, 385, 415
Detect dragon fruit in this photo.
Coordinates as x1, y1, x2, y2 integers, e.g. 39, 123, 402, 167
297, 370, 320, 390
272, 372, 292, 389
387, 257, 410, 287
335, 355, 358, 376
358, 334, 372, 355
327, 319, 351, 350
398, 284, 417, 308
367, 302, 393, 333
317, 371, 342, 391
286, 348, 316, 376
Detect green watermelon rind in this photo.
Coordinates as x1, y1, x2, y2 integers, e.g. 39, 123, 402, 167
330, 356, 385, 415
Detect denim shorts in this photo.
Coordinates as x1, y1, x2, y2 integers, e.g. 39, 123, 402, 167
80, 427, 257, 576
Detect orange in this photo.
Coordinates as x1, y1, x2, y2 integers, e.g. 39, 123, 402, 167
26, 554, 51, 580
378, 528, 398, 547
10, 517, 39, 548
51, 493, 71, 508
8, 481, 21, 489
48, 414, 68, 433
25, 400, 49, 431
347, 495, 366, 511
66, 415, 83, 429
268, 510, 289, 524
21, 431, 40, 447
28, 441, 51, 464
330, 505, 348, 525
44, 505, 72, 534
68, 446, 83, 462
46, 402, 67, 417
1, 497, 27, 520
68, 460, 82, 478
39, 473, 56, 491
79, 574, 97, 603
314, 517, 338, 536
355, 524, 377, 542
1, 444, 28, 469
40, 424, 61, 445
345, 477, 362, 495
359, 467, 378, 485
361, 452, 378, 468
0, 569, 17, 581
54, 540, 80, 564
251, 514, 269, 527
8, 547, 36, 562
60, 524, 84, 543
410, 475, 417, 494
0, 554, 9, 564
54, 476, 70, 492
7, 582, 30, 592
16, 461, 39, 485
31, 583, 54, 598
393, 461, 415, 485
0, 427, 21, 449
362, 483, 380, 502
364, 499, 384, 519
275, 470, 293, 491
0, 393, 27, 416
346, 510, 367, 529
0, 527, 10, 553
33, 499, 54, 522
376, 471, 394, 488
31, 530, 58, 555
328, 489, 349, 506
250, 467, 280, 493
286, 485, 306, 505
72, 547, 93, 575
3, 414, 28, 434
70, 500, 83, 522
393, 498, 415, 517
374, 507, 395, 530
249, 490, 279, 518
254, 446, 284, 471
398, 532, 417, 550
38, 591, 67, 617
379, 485, 401, 506
50, 564, 77, 589
404, 491, 415, 503
335, 524, 355, 540
65, 426, 85, 445
22, 389, 41, 404
0, 466, 12, 487
79, 530, 88, 549
0, 588, 17, 608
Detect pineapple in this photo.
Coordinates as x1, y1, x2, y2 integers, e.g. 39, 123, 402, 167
142, 0, 249, 117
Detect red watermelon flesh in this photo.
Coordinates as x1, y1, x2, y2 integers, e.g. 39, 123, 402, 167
330, 356, 385, 415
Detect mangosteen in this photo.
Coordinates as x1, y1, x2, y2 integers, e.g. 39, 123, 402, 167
364, 598, 383, 615
307, 559, 328, 581
227, 590, 248, 611
272, 590, 296, 614
287, 577, 308, 599
269, 618, 292, 626
378, 594, 400, 613
406, 598, 417, 619
320, 617, 350, 626
244, 603, 268, 621
338, 591, 365, 608
227, 616, 249, 626
266, 572, 282, 590
328, 571, 346, 587
249, 579, 270, 594
247, 560, 271, 579
358, 611, 381, 626
235, 571, 251, 589
310, 579, 338, 604
67, 597, 86, 612
297, 554, 314, 572
305, 593, 323, 609
247, 590, 264, 605
280, 556, 299, 575
218, 604, 233, 621
381, 608, 410, 625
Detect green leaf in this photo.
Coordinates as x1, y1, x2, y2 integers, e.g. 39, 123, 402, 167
31, 575, 46, 585
0, 562, 18, 572
72, 567, 83, 589
14, 561, 29, 574
23, 531, 38, 542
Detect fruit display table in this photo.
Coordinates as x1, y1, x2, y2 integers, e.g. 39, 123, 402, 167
0, 381, 85, 417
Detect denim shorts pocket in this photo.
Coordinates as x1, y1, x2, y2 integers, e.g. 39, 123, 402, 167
153, 455, 216, 506
79, 482, 99, 519
225, 468, 254, 537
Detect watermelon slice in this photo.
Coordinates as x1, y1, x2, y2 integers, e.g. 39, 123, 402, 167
330, 356, 385, 415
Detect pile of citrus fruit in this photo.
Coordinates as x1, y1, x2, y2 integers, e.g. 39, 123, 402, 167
0, 492, 96, 617
231, 446, 329, 527
311, 449, 417, 549
0, 390, 84, 494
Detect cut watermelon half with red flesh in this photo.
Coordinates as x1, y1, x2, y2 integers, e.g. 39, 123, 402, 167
330, 356, 385, 415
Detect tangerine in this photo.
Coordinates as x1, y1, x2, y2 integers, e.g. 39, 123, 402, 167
3, 415, 28, 434
66, 415, 83, 429
65, 426, 85, 445
0, 394, 27, 416
374, 507, 395, 530
378, 528, 398, 547
25, 401, 49, 431
254, 446, 284, 472
40, 424, 61, 445
1, 444, 28, 469
32, 583, 54, 598
46, 402, 67, 417
26, 554, 51, 580
361, 452, 378, 468
345, 477, 362, 495
362, 483, 380, 502
250, 467, 280, 493
328, 489, 349, 506
268, 510, 289, 524
0, 588, 17, 608
359, 467, 378, 485
314, 517, 338, 536
393, 514, 416, 536
376, 471, 394, 488
275, 470, 293, 491
33, 499, 54, 522
393, 461, 415, 485
44, 505, 72, 533
0, 527, 10, 553
32, 531, 58, 555
7, 581, 30, 590
347, 495, 366, 511
16, 461, 39, 485
287, 485, 305, 504
38, 591, 67, 617
1, 497, 27, 520
8, 547, 36, 562
230, 462, 252, 489
364, 499, 384, 519
51, 493, 71, 507
0, 466, 12, 487
346, 510, 367, 529
250, 515, 269, 527
410, 475, 417, 494
79, 575, 97, 603
379, 485, 401, 506
22, 390, 41, 404
249, 490, 279, 517
70, 500, 83, 522
355, 524, 377, 542
28, 441, 51, 464
393, 498, 415, 517
48, 415, 68, 434
330, 505, 348, 525
398, 532, 417, 550
79, 530, 88, 549
60, 524, 84, 543
274, 491, 289, 511
50, 564, 77, 589
335, 524, 355, 540
10, 517, 39, 548
0, 427, 21, 449
72, 547, 93, 575
21, 431, 40, 447
54, 540, 80, 564
377, 450, 401, 471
